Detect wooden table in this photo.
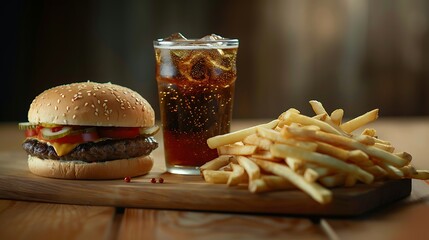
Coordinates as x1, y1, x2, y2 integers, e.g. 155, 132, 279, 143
1, 118, 428, 240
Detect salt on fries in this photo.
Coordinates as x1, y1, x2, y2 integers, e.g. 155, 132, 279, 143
200, 100, 429, 204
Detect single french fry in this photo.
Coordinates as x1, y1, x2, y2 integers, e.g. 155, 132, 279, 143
285, 126, 409, 167
361, 128, 376, 137
218, 145, 257, 155
374, 142, 395, 153
340, 109, 379, 133
249, 175, 294, 193
252, 158, 332, 204
200, 155, 233, 172
271, 143, 374, 184
236, 156, 260, 181
202, 170, 231, 184
394, 152, 412, 162
330, 109, 344, 126
227, 163, 246, 186
409, 170, 429, 180
207, 119, 279, 149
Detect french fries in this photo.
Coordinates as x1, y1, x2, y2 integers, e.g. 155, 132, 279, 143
200, 100, 428, 204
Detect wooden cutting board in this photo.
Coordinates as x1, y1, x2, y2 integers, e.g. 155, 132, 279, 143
0, 153, 411, 216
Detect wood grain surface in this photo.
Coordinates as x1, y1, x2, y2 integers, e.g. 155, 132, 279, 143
0, 200, 115, 240
117, 209, 326, 240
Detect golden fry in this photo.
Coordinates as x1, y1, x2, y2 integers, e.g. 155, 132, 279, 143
218, 145, 257, 155
249, 175, 294, 193
330, 109, 344, 126
340, 109, 379, 133
202, 170, 231, 184
207, 119, 279, 149
227, 163, 246, 186
237, 156, 260, 181
200, 155, 233, 172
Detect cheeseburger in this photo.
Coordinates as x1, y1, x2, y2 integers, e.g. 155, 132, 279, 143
20, 82, 158, 179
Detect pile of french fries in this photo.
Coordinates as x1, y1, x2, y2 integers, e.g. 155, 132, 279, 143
201, 100, 429, 204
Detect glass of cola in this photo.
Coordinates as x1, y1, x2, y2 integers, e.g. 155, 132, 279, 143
154, 33, 239, 175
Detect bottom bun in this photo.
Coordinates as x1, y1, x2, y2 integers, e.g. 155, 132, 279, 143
28, 155, 153, 179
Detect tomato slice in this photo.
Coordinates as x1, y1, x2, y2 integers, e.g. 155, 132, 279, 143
98, 127, 140, 139
25, 129, 38, 137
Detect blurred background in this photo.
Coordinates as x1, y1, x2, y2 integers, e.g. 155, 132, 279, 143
1, 0, 428, 122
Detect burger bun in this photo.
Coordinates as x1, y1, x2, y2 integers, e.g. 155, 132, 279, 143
28, 155, 154, 180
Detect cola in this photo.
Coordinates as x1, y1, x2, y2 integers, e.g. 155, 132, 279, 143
154, 34, 238, 174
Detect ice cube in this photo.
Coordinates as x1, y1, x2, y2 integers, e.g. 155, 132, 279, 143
199, 34, 224, 41
164, 33, 188, 41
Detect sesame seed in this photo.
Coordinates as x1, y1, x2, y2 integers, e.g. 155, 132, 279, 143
47, 103, 51, 106
97, 100, 101, 104
91, 104, 95, 108
55, 106, 58, 111
66, 106, 70, 111
104, 99, 108, 102
57, 99, 61, 103
94, 112, 98, 116
74, 106, 79, 110
95, 108, 99, 112
73, 115, 76, 119
84, 102, 89, 107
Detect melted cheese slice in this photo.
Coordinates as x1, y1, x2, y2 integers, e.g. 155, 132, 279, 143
49, 142, 80, 157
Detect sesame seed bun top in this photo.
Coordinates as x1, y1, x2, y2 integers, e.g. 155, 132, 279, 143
28, 81, 155, 127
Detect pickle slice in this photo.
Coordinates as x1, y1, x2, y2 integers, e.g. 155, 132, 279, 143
18, 122, 37, 130
139, 125, 160, 136
39, 123, 62, 128
40, 126, 72, 140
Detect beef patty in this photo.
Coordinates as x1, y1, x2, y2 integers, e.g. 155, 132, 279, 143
22, 136, 158, 163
